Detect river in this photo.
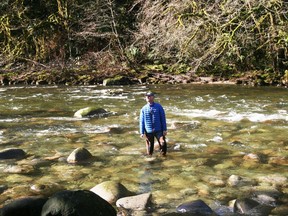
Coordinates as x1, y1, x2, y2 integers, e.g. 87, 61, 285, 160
0, 84, 287, 215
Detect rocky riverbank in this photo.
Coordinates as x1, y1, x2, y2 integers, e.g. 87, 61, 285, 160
1, 68, 288, 87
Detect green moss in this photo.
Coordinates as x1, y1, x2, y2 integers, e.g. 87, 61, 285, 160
144, 64, 166, 71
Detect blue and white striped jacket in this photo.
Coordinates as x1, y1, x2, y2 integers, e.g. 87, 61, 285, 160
139, 102, 167, 134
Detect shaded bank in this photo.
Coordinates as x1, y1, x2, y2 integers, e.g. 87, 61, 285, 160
0, 68, 288, 87
0, 0, 287, 87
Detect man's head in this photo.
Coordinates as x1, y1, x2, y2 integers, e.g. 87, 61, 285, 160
145, 92, 155, 103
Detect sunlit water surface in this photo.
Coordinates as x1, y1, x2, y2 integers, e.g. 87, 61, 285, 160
0, 84, 287, 214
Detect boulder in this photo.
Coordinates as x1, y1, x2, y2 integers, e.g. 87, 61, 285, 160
233, 198, 274, 215
116, 192, 152, 211
67, 147, 93, 164
90, 181, 134, 204
41, 190, 116, 216
74, 107, 108, 118
233, 198, 259, 213
0, 196, 48, 216
176, 199, 215, 215
0, 148, 26, 160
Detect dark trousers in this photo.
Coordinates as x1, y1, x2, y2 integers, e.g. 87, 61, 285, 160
145, 131, 167, 156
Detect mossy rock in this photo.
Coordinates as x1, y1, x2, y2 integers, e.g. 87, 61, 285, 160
74, 107, 108, 118
90, 181, 134, 204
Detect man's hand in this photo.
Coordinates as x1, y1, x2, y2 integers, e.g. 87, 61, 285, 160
163, 131, 167, 136
140, 134, 145, 138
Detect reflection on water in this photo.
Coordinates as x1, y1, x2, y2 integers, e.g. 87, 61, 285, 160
0, 84, 287, 214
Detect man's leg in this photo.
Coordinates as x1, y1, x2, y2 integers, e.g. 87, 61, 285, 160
145, 133, 154, 155
156, 132, 167, 156
159, 136, 167, 156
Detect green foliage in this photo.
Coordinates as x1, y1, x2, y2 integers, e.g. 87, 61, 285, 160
0, 0, 68, 63
0, 0, 287, 85
125, 46, 141, 62
168, 63, 192, 74
0, 0, 136, 66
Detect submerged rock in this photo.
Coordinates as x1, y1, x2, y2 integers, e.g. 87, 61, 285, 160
74, 107, 108, 118
206, 146, 230, 154
271, 204, 288, 216
0, 184, 35, 203
257, 174, 287, 186
176, 199, 215, 215
202, 175, 225, 187
0, 185, 8, 194
251, 185, 282, 201
90, 181, 134, 204
170, 121, 201, 131
243, 153, 262, 162
41, 190, 116, 216
66, 147, 93, 164
227, 174, 256, 187
0, 148, 26, 160
268, 156, 288, 165
30, 182, 64, 197
3, 164, 35, 174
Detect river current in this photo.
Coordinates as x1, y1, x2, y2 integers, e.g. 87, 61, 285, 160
0, 84, 287, 215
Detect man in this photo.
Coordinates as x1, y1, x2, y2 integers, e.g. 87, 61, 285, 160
139, 92, 167, 156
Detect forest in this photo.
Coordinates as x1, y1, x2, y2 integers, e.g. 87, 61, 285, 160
0, 0, 287, 86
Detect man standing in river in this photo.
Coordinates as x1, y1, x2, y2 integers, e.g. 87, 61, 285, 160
139, 92, 167, 156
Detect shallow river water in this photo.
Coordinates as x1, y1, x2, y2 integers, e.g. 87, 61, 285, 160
0, 84, 287, 215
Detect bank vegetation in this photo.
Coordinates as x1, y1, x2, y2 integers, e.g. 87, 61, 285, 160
0, 0, 287, 86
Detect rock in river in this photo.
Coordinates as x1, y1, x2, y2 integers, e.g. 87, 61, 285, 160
176, 199, 215, 215
0, 196, 48, 216
90, 181, 134, 204
233, 197, 274, 215
41, 190, 116, 216
74, 107, 108, 118
66, 147, 93, 164
0, 148, 26, 160
116, 192, 152, 211
3, 164, 35, 174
